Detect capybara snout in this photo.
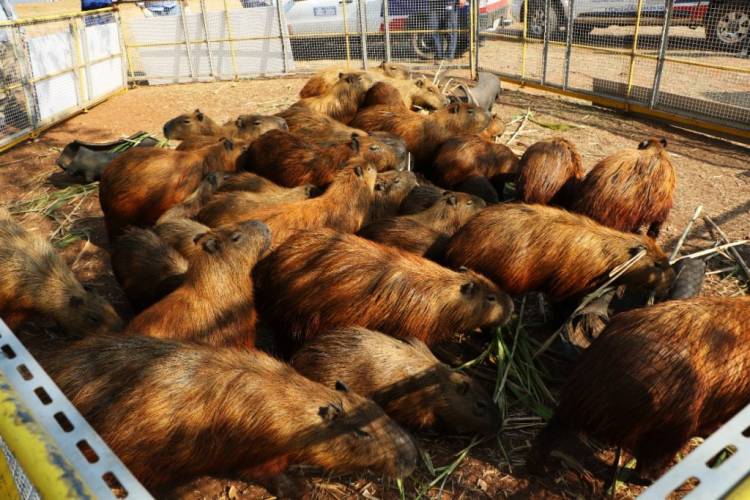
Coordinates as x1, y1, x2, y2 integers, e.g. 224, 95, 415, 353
197, 219, 272, 259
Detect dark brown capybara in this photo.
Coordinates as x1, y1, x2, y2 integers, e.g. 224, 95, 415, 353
29, 334, 417, 495
398, 183, 450, 215
99, 138, 245, 239
0, 209, 122, 335
369, 170, 419, 222
127, 220, 271, 348
443, 203, 675, 305
175, 114, 287, 151
516, 137, 584, 205
351, 102, 492, 169
288, 72, 373, 124
528, 295, 750, 481
110, 227, 187, 312
197, 185, 320, 224
153, 217, 211, 260
431, 134, 518, 203
241, 130, 400, 187
162, 109, 229, 140
198, 163, 377, 249
253, 228, 513, 355
361, 81, 409, 109
359, 192, 485, 259
564, 137, 676, 238
292, 327, 502, 434
276, 105, 368, 145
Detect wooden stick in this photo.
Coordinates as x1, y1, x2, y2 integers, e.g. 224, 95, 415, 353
672, 240, 749, 263
704, 215, 750, 281
669, 205, 702, 263
506, 108, 531, 146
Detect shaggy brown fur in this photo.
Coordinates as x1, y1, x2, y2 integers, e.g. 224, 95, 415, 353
29, 334, 417, 494
288, 72, 373, 124
218, 172, 297, 194
153, 218, 211, 260
197, 185, 319, 225
276, 106, 367, 145
432, 135, 519, 202
253, 229, 513, 354
443, 203, 675, 303
127, 220, 271, 348
362, 82, 408, 109
369, 170, 419, 222
154, 172, 224, 222
374, 61, 411, 79
292, 327, 501, 433
241, 130, 398, 187
197, 164, 377, 249
516, 137, 584, 204
565, 137, 676, 237
351, 103, 492, 168
99, 139, 245, 239
529, 296, 750, 481
398, 184, 450, 215
300, 63, 410, 98
162, 109, 230, 140
110, 227, 187, 312
0, 210, 121, 335
359, 192, 485, 259
388, 77, 447, 110
175, 115, 287, 150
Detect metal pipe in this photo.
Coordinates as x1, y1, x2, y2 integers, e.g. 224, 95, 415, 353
521, 0, 529, 80
470, 0, 479, 79
276, 0, 290, 73
200, 0, 216, 78
541, 0, 550, 85
0, 7, 113, 26
342, 0, 352, 66
179, 0, 196, 81
357, 0, 368, 70
77, 16, 95, 105
223, 0, 239, 79
563, 0, 575, 89
383, 0, 391, 62
650, 0, 674, 108
70, 17, 89, 106
625, 0, 646, 100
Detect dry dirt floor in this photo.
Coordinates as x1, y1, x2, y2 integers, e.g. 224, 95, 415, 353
0, 75, 748, 499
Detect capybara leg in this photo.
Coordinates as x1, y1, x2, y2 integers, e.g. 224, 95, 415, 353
646, 220, 664, 239
634, 429, 684, 482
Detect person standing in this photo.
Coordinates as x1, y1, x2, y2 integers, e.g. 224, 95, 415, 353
428, 0, 467, 61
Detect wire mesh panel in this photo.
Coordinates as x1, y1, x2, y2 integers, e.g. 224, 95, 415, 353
0, 27, 34, 149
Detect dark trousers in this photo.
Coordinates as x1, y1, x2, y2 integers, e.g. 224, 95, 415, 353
429, 6, 459, 60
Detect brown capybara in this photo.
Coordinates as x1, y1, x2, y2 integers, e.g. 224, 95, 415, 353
299, 63, 409, 99
110, 227, 187, 312
253, 228, 513, 354
369, 170, 419, 222
359, 192, 484, 259
276, 105, 367, 145
375, 61, 411, 79
218, 172, 304, 195
127, 220, 271, 348
351, 102, 492, 169
565, 137, 676, 238
197, 163, 377, 249
153, 171, 224, 223
0, 210, 122, 335
516, 137, 584, 205
388, 77, 447, 110
362, 81, 409, 109
288, 72, 372, 124
241, 130, 399, 187
197, 185, 320, 224
99, 139, 245, 239
162, 109, 231, 140
175, 114, 287, 150
29, 334, 417, 495
398, 183, 450, 215
528, 295, 750, 481
292, 327, 502, 434
432, 135, 519, 203
444, 204, 675, 305
153, 217, 211, 260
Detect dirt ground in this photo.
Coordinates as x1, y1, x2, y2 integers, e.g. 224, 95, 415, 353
0, 76, 748, 499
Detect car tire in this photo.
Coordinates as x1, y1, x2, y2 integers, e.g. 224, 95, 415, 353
526, 0, 560, 39
412, 30, 440, 60
705, 1, 750, 51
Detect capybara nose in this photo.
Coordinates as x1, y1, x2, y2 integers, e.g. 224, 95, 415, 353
162, 125, 170, 139
239, 220, 271, 247
394, 435, 417, 478
279, 118, 289, 131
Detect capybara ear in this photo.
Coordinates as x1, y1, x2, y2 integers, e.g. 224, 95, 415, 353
338, 72, 344, 80
629, 244, 646, 256
460, 281, 477, 296
374, 181, 385, 192
223, 139, 234, 151
638, 139, 650, 150
335, 380, 350, 393
195, 109, 204, 121
660, 137, 668, 148
69, 295, 84, 308
446, 195, 458, 206
193, 232, 208, 244
416, 78, 424, 88
354, 165, 364, 177
318, 403, 343, 422
458, 266, 469, 273
351, 134, 360, 152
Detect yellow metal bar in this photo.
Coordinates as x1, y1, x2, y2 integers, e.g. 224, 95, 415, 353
0, 446, 21, 500
342, 0, 351, 65
727, 475, 750, 500
0, 373, 94, 499
70, 17, 89, 106
222, 0, 239, 79
521, 0, 529, 80
626, 0, 646, 98
0, 7, 114, 26
1, 53, 123, 95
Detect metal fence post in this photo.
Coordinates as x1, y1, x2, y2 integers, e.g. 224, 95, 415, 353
357, 0, 368, 70
521, 0, 529, 80
383, 0, 391, 62
70, 17, 89, 106
625, 0, 646, 101
342, 0, 352, 66
470, 0, 478, 79
563, 0, 575, 89
179, 0, 196, 80
200, 0, 216, 79
223, 0, 239, 79
650, 0, 674, 108
541, 0, 550, 85
276, 0, 290, 73
78, 16, 95, 106
10, 26, 37, 129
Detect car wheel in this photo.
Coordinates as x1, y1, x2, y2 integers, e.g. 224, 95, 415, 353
412, 30, 443, 60
526, 1, 560, 39
706, 1, 750, 51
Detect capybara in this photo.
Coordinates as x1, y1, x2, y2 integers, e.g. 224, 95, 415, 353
253, 228, 513, 354
197, 185, 320, 224
292, 327, 502, 434
351, 102, 492, 169
276, 106, 367, 144
110, 227, 187, 312
127, 220, 271, 348
299, 69, 373, 99
99, 139, 245, 238
375, 61, 411, 79
389, 77, 447, 110
197, 163, 376, 249
528, 296, 750, 481
359, 192, 484, 258
217, 172, 291, 194
153, 217, 211, 260
362, 81, 409, 109
444, 204, 675, 304
516, 137, 584, 205
398, 183, 450, 215
154, 171, 224, 222
0, 210, 121, 335
175, 114, 287, 151
29, 334, 417, 494
432, 135, 519, 203
565, 137, 676, 237
241, 131, 398, 187
288, 72, 372, 124
162, 109, 230, 140
369, 170, 419, 222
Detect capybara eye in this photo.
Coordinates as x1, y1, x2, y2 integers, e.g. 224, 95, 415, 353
458, 266, 468, 273
467, 109, 475, 114
252, 119, 262, 126
86, 313, 101, 324
660, 137, 668, 147
230, 232, 243, 243
466, 200, 473, 206
83, 284, 94, 293
393, 178, 400, 184
353, 429, 371, 439
182, 119, 191, 124
487, 294, 497, 303
638, 140, 650, 150
629, 245, 646, 256
335, 380, 350, 392
369, 145, 380, 151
